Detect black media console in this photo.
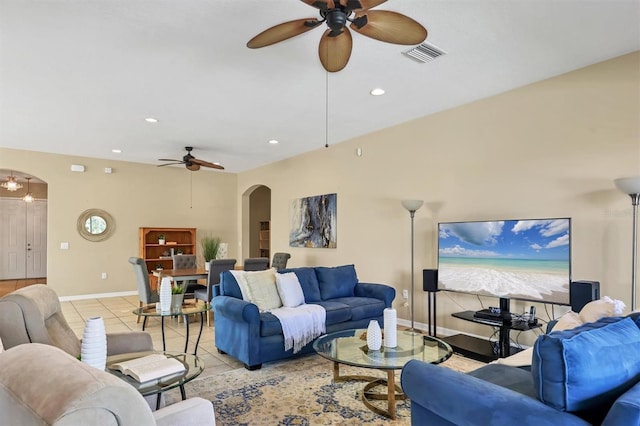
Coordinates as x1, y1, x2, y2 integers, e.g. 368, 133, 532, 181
442, 310, 541, 363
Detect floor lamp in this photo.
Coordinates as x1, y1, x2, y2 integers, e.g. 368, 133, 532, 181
614, 176, 640, 312
402, 199, 424, 331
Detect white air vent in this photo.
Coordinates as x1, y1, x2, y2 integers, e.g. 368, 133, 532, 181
403, 42, 447, 63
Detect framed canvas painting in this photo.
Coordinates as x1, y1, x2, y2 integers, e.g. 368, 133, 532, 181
289, 193, 337, 248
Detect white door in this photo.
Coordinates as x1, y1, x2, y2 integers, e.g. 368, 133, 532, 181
0, 198, 47, 279
0, 198, 26, 279
26, 200, 47, 278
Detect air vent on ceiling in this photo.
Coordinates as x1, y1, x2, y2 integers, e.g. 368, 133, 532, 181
403, 42, 447, 63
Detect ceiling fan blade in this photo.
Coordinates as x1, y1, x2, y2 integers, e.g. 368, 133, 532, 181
186, 163, 201, 171
350, 10, 427, 45
157, 162, 184, 167
319, 28, 353, 72
247, 18, 322, 48
190, 158, 225, 170
347, 0, 387, 12
300, 0, 335, 10
158, 158, 182, 162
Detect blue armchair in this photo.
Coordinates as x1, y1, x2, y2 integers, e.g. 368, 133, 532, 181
401, 314, 640, 426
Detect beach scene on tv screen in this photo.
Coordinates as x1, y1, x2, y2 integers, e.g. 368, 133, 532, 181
438, 219, 571, 304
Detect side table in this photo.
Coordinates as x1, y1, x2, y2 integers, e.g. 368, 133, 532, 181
133, 303, 210, 355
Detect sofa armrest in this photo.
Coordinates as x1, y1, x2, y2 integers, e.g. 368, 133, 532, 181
354, 283, 395, 307
603, 380, 640, 426
106, 332, 153, 356
154, 397, 215, 426
212, 295, 260, 323
401, 360, 590, 426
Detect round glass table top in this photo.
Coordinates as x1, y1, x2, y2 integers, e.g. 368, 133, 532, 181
106, 351, 203, 396
313, 328, 453, 370
133, 303, 211, 317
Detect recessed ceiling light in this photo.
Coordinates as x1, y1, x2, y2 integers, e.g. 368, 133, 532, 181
268, 139, 279, 145
145, 117, 158, 123
111, 149, 122, 154
370, 88, 385, 96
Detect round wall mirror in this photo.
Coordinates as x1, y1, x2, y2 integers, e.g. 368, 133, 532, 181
77, 209, 115, 242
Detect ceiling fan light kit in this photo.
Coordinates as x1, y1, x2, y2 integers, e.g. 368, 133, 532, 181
247, 0, 428, 72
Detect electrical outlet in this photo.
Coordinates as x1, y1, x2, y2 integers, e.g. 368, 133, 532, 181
402, 289, 409, 299
101, 272, 107, 280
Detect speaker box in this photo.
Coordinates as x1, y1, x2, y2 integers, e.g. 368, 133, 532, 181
570, 280, 600, 312
423, 269, 438, 292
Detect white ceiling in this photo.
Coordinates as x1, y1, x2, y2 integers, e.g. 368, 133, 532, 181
1, 0, 638, 173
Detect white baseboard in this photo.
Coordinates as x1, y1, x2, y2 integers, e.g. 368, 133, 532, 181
59, 290, 137, 302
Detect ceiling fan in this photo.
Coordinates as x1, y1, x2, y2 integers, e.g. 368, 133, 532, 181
247, 0, 427, 72
158, 147, 224, 171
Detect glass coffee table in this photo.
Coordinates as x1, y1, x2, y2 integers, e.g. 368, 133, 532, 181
107, 351, 204, 410
313, 328, 452, 419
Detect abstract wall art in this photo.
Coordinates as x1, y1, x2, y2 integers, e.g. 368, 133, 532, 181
289, 193, 337, 248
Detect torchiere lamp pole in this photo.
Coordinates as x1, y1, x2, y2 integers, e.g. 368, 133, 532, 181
615, 176, 640, 311
402, 199, 424, 332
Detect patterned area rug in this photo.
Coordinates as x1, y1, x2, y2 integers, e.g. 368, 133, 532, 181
166, 353, 484, 425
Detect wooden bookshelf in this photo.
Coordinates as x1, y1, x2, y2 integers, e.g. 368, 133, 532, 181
258, 221, 270, 258
139, 227, 196, 289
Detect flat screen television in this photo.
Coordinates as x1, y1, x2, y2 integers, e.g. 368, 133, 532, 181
437, 218, 571, 306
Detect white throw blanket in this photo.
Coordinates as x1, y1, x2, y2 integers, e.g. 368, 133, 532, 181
271, 304, 326, 354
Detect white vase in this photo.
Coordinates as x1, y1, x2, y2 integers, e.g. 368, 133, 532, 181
159, 277, 172, 312
81, 317, 106, 370
216, 243, 228, 259
205, 261, 211, 272
383, 308, 398, 348
367, 320, 382, 351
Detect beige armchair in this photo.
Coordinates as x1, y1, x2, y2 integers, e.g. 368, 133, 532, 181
0, 284, 152, 357
0, 343, 215, 425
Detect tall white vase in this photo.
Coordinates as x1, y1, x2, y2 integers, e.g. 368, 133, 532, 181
216, 243, 228, 259
159, 277, 172, 312
383, 308, 398, 348
367, 320, 382, 351
81, 316, 106, 370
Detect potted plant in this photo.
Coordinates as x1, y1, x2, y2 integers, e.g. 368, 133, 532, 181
200, 235, 221, 271
170, 284, 184, 311
158, 234, 166, 245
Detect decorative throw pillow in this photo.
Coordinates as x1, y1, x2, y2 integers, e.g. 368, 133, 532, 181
232, 269, 282, 312
275, 272, 305, 308
552, 311, 583, 331
532, 316, 640, 413
579, 296, 625, 323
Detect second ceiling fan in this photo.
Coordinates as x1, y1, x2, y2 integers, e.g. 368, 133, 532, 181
247, 0, 428, 72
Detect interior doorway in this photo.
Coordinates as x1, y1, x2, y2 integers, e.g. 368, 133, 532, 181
242, 185, 271, 260
0, 170, 48, 296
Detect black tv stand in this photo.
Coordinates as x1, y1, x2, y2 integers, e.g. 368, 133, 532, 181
442, 300, 541, 362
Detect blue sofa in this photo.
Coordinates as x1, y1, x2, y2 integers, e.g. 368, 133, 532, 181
212, 264, 395, 370
401, 313, 640, 425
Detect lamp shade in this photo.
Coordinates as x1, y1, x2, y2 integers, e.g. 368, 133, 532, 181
401, 199, 424, 212
614, 176, 640, 195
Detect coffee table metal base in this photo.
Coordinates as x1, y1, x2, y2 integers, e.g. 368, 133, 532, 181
332, 362, 406, 420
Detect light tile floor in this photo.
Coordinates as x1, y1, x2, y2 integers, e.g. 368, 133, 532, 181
61, 295, 244, 380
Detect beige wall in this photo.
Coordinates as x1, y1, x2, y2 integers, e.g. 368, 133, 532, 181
0, 149, 238, 297
237, 52, 640, 343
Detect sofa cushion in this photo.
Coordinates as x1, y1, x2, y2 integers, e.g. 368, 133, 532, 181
220, 271, 243, 299
532, 316, 640, 415
280, 267, 322, 302
259, 312, 282, 337
330, 297, 385, 321
275, 272, 305, 308
316, 265, 358, 300
311, 301, 352, 325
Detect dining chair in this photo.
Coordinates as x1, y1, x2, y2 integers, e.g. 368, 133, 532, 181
271, 252, 291, 271
194, 259, 237, 326
171, 254, 206, 297
128, 257, 160, 327
243, 257, 270, 271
